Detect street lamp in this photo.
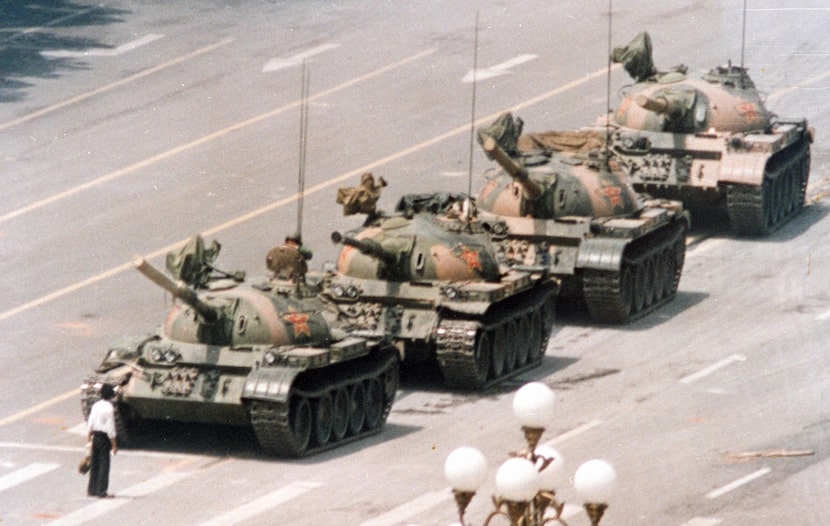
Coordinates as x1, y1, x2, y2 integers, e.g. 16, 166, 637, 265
444, 382, 616, 526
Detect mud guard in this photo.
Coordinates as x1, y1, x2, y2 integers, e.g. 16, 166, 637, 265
242, 367, 303, 404
576, 237, 629, 271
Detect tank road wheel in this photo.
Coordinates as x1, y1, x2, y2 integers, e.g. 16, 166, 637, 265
515, 316, 531, 367
312, 394, 334, 447
633, 260, 648, 314
503, 320, 519, 371
471, 330, 492, 387
288, 397, 312, 455
348, 383, 366, 435
643, 257, 656, 308
331, 388, 350, 441
364, 378, 384, 430
541, 293, 557, 337
527, 309, 545, 364
489, 326, 507, 379
653, 250, 667, 304
670, 239, 685, 295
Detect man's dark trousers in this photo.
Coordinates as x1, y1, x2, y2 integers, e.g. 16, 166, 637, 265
87, 431, 111, 497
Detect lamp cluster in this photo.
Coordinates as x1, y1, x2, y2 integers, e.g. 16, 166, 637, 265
444, 382, 616, 526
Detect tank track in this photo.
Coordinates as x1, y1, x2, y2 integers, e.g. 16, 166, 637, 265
435, 284, 557, 390
727, 138, 810, 236
81, 376, 142, 447
247, 350, 399, 457
583, 219, 687, 324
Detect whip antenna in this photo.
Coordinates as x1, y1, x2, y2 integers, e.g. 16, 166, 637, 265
740, 0, 748, 88
466, 11, 480, 222
296, 62, 310, 238
604, 0, 613, 165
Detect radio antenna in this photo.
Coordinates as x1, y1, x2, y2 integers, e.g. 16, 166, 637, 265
604, 0, 613, 167
740, 0, 748, 88
465, 11, 480, 223
296, 61, 310, 239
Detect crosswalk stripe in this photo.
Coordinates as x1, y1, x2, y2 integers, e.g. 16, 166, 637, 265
48, 472, 190, 525
0, 463, 60, 492
198, 481, 323, 526
357, 489, 452, 526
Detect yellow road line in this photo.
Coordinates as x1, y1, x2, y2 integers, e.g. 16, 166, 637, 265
0, 389, 77, 427
0, 37, 235, 133
0, 47, 436, 225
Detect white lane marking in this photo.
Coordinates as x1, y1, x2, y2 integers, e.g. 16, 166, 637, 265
681, 519, 723, 526
357, 490, 451, 526
199, 481, 323, 526
463, 54, 538, 82
543, 419, 603, 447
706, 467, 771, 499
0, 38, 234, 133
680, 355, 746, 384
48, 471, 190, 525
67, 422, 88, 436
815, 309, 830, 321
262, 43, 340, 72
0, 441, 202, 460
41, 34, 164, 58
0, 463, 60, 492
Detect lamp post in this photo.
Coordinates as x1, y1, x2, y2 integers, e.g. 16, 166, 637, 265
444, 382, 616, 526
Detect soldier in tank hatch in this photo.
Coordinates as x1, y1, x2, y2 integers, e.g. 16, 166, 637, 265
266, 232, 312, 282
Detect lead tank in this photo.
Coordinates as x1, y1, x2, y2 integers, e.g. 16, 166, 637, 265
608, 31, 813, 235
322, 185, 559, 390
476, 112, 689, 324
81, 236, 399, 457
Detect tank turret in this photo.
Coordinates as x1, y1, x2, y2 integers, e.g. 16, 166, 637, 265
82, 236, 399, 457
608, 31, 812, 235
477, 121, 642, 220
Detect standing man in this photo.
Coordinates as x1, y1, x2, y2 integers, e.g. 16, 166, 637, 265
86, 384, 118, 498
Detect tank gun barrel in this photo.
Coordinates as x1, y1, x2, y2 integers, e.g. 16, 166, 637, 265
481, 136, 543, 200
635, 94, 682, 119
331, 232, 397, 265
133, 257, 220, 323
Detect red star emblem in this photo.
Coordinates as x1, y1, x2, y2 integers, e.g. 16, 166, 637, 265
603, 185, 624, 208
736, 102, 760, 122
283, 312, 311, 338
458, 247, 482, 271
338, 244, 354, 271
480, 180, 499, 202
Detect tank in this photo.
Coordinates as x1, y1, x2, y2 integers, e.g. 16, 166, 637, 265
321, 187, 559, 390
608, 31, 813, 236
476, 112, 689, 324
80, 236, 399, 457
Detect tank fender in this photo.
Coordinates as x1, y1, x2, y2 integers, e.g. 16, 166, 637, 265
718, 152, 768, 185
242, 366, 302, 404
576, 237, 630, 271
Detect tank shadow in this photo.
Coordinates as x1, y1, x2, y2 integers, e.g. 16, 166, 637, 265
686, 201, 828, 242
554, 290, 709, 331
118, 418, 423, 463
736, 202, 829, 243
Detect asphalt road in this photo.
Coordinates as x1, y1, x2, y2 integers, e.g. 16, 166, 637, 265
1, 0, 829, 524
